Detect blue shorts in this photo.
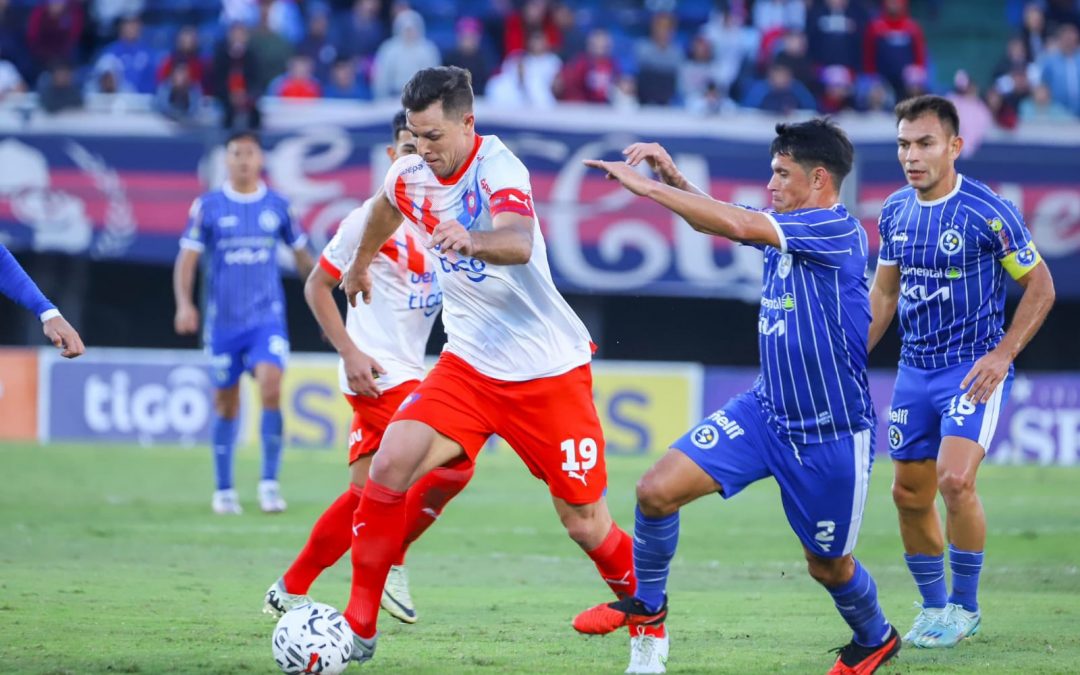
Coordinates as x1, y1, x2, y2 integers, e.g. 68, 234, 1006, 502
673, 392, 874, 559
208, 323, 289, 389
887, 361, 1012, 462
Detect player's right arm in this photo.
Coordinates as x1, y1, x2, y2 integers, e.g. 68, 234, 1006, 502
622, 142, 709, 197
174, 197, 205, 335
343, 190, 401, 307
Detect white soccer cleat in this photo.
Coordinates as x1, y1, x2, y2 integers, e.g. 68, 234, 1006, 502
380, 564, 418, 624
258, 480, 287, 513
912, 602, 981, 648
903, 602, 946, 643
263, 577, 312, 618
626, 625, 669, 674
351, 632, 378, 665
212, 488, 242, 515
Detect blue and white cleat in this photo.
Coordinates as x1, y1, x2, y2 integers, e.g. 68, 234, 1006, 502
902, 603, 947, 643
351, 632, 378, 665
912, 603, 980, 648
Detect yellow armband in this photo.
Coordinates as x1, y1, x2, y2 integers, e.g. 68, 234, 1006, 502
999, 242, 1042, 280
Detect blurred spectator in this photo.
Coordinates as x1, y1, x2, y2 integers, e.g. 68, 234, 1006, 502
486, 30, 560, 109
899, 63, 930, 101
156, 61, 202, 123
85, 53, 134, 95
266, 0, 303, 45
297, 7, 339, 83
1045, 0, 1080, 31
271, 54, 322, 98
371, 9, 440, 100
773, 30, 818, 97
753, 0, 806, 33
323, 57, 371, 99
37, 62, 83, 114
332, 0, 385, 62
1019, 82, 1075, 121
558, 28, 619, 103
818, 65, 855, 113
97, 15, 159, 94
505, 0, 561, 58
444, 17, 495, 93
90, 0, 144, 40
552, 2, 585, 60
1020, 2, 1047, 62
27, 0, 83, 76
250, 0, 294, 92
222, 0, 258, 26
157, 26, 206, 90
855, 76, 896, 112
635, 12, 683, 106
687, 80, 731, 115
990, 66, 1033, 128
1038, 23, 1080, 116
863, 0, 927, 100
0, 0, 26, 78
807, 0, 867, 72
211, 23, 263, 129
994, 36, 1033, 80
680, 34, 727, 112
702, 10, 759, 101
0, 42, 26, 100
742, 62, 817, 113
947, 70, 993, 157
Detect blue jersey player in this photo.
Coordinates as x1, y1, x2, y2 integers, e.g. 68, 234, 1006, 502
869, 96, 1055, 648
173, 131, 315, 515
573, 120, 898, 675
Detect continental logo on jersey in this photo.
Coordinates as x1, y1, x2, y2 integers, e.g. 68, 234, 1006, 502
490, 188, 534, 217
938, 228, 963, 255
1001, 243, 1042, 280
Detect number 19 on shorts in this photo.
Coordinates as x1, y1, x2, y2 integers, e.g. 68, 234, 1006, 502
561, 438, 598, 473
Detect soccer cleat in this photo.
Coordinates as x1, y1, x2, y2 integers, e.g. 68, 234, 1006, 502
263, 578, 312, 618
351, 632, 378, 665
626, 625, 669, 674
902, 603, 946, 643
573, 595, 668, 635
828, 626, 900, 675
212, 488, 242, 515
258, 480, 287, 513
911, 603, 980, 648
381, 564, 418, 624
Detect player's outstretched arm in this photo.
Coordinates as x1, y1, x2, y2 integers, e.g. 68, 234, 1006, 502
172, 248, 201, 335
961, 261, 1055, 403
344, 190, 400, 307
584, 159, 780, 247
304, 264, 384, 397
0, 244, 85, 358
868, 262, 900, 352
622, 142, 708, 197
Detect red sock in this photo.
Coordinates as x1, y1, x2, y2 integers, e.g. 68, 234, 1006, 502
587, 522, 638, 599
282, 485, 361, 594
394, 458, 475, 565
344, 479, 406, 639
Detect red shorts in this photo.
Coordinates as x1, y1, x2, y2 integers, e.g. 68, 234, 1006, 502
390, 352, 606, 504
345, 380, 421, 464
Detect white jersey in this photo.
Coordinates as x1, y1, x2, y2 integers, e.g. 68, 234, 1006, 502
383, 134, 592, 381
320, 198, 441, 394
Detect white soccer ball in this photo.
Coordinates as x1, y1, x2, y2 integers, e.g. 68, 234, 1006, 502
271, 602, 353, 675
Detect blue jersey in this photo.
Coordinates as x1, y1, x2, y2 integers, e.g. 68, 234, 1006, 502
752, 204, 875, 444
180, 182, 306, 337
877, 174, 1042, 369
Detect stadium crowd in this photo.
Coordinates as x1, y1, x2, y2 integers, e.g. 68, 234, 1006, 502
0, 0, 1078, 129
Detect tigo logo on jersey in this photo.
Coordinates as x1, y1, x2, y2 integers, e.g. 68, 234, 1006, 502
888, 425, 903, 449
690, 424, 719, 449
259, 210, 280, 232
938, 228, 963, 255
777, 254, 793, 279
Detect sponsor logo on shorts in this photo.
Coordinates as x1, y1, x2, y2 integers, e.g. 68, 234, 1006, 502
889, 407, 909, 425
348, 428, 363, 448
706, 410, 746, 440
690, 424, 719, 449
888, 425, 903, 449
399, 393, 420, 411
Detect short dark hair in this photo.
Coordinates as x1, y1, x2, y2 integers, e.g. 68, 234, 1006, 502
894, 95, 960, 136
226, 130, 261, 148
769, 118, 854, 189
391, 109, 409, 142
400, 66, 474, 118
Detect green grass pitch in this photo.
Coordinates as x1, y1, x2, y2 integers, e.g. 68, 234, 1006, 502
2, 442, 1078, 673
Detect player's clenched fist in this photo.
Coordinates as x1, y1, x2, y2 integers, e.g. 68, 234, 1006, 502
174, 303, 200, 335
342, 263, 373, 307
428, 220, 474, 256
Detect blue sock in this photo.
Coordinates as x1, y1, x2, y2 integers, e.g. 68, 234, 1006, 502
904, 552, 947, 609
632, 506, 679, 613
212, 416, 238, 491
260, 409, 284, 481
827, 560, 892, 647
948, 544, 984, 613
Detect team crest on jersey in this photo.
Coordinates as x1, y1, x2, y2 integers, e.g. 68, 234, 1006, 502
690, 424, 719, 449
987, 218, 1004, 233
1017, 246, 1036, 266
888, 425, 903, 449
259, 209, 280, 232
777, 253, 793, 279
938, 228, 963, 255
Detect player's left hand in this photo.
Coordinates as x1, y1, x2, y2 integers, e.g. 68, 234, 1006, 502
583, 159, 654, 197
960, 349, 1012, 404
428, 220, 474, 256
43, 315, 85, 359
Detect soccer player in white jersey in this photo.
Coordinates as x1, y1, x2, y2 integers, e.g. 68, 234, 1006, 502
573, 120, 899, 675
338, 67, 640, 666
869, 95, 1055, 648
263, 112, 474, 625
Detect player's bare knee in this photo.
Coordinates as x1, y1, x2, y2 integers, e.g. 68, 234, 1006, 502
561, 510, 606, 549
805, 552, 853, 587
214, 389, 240, 418
891, 479, 931, 513
937, 469, 976, 506
635, 476, 676, 518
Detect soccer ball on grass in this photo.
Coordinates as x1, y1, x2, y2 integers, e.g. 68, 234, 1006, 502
271, 602, 353, 674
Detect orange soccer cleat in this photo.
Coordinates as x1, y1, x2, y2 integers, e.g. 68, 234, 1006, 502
572, 596, 667, 635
